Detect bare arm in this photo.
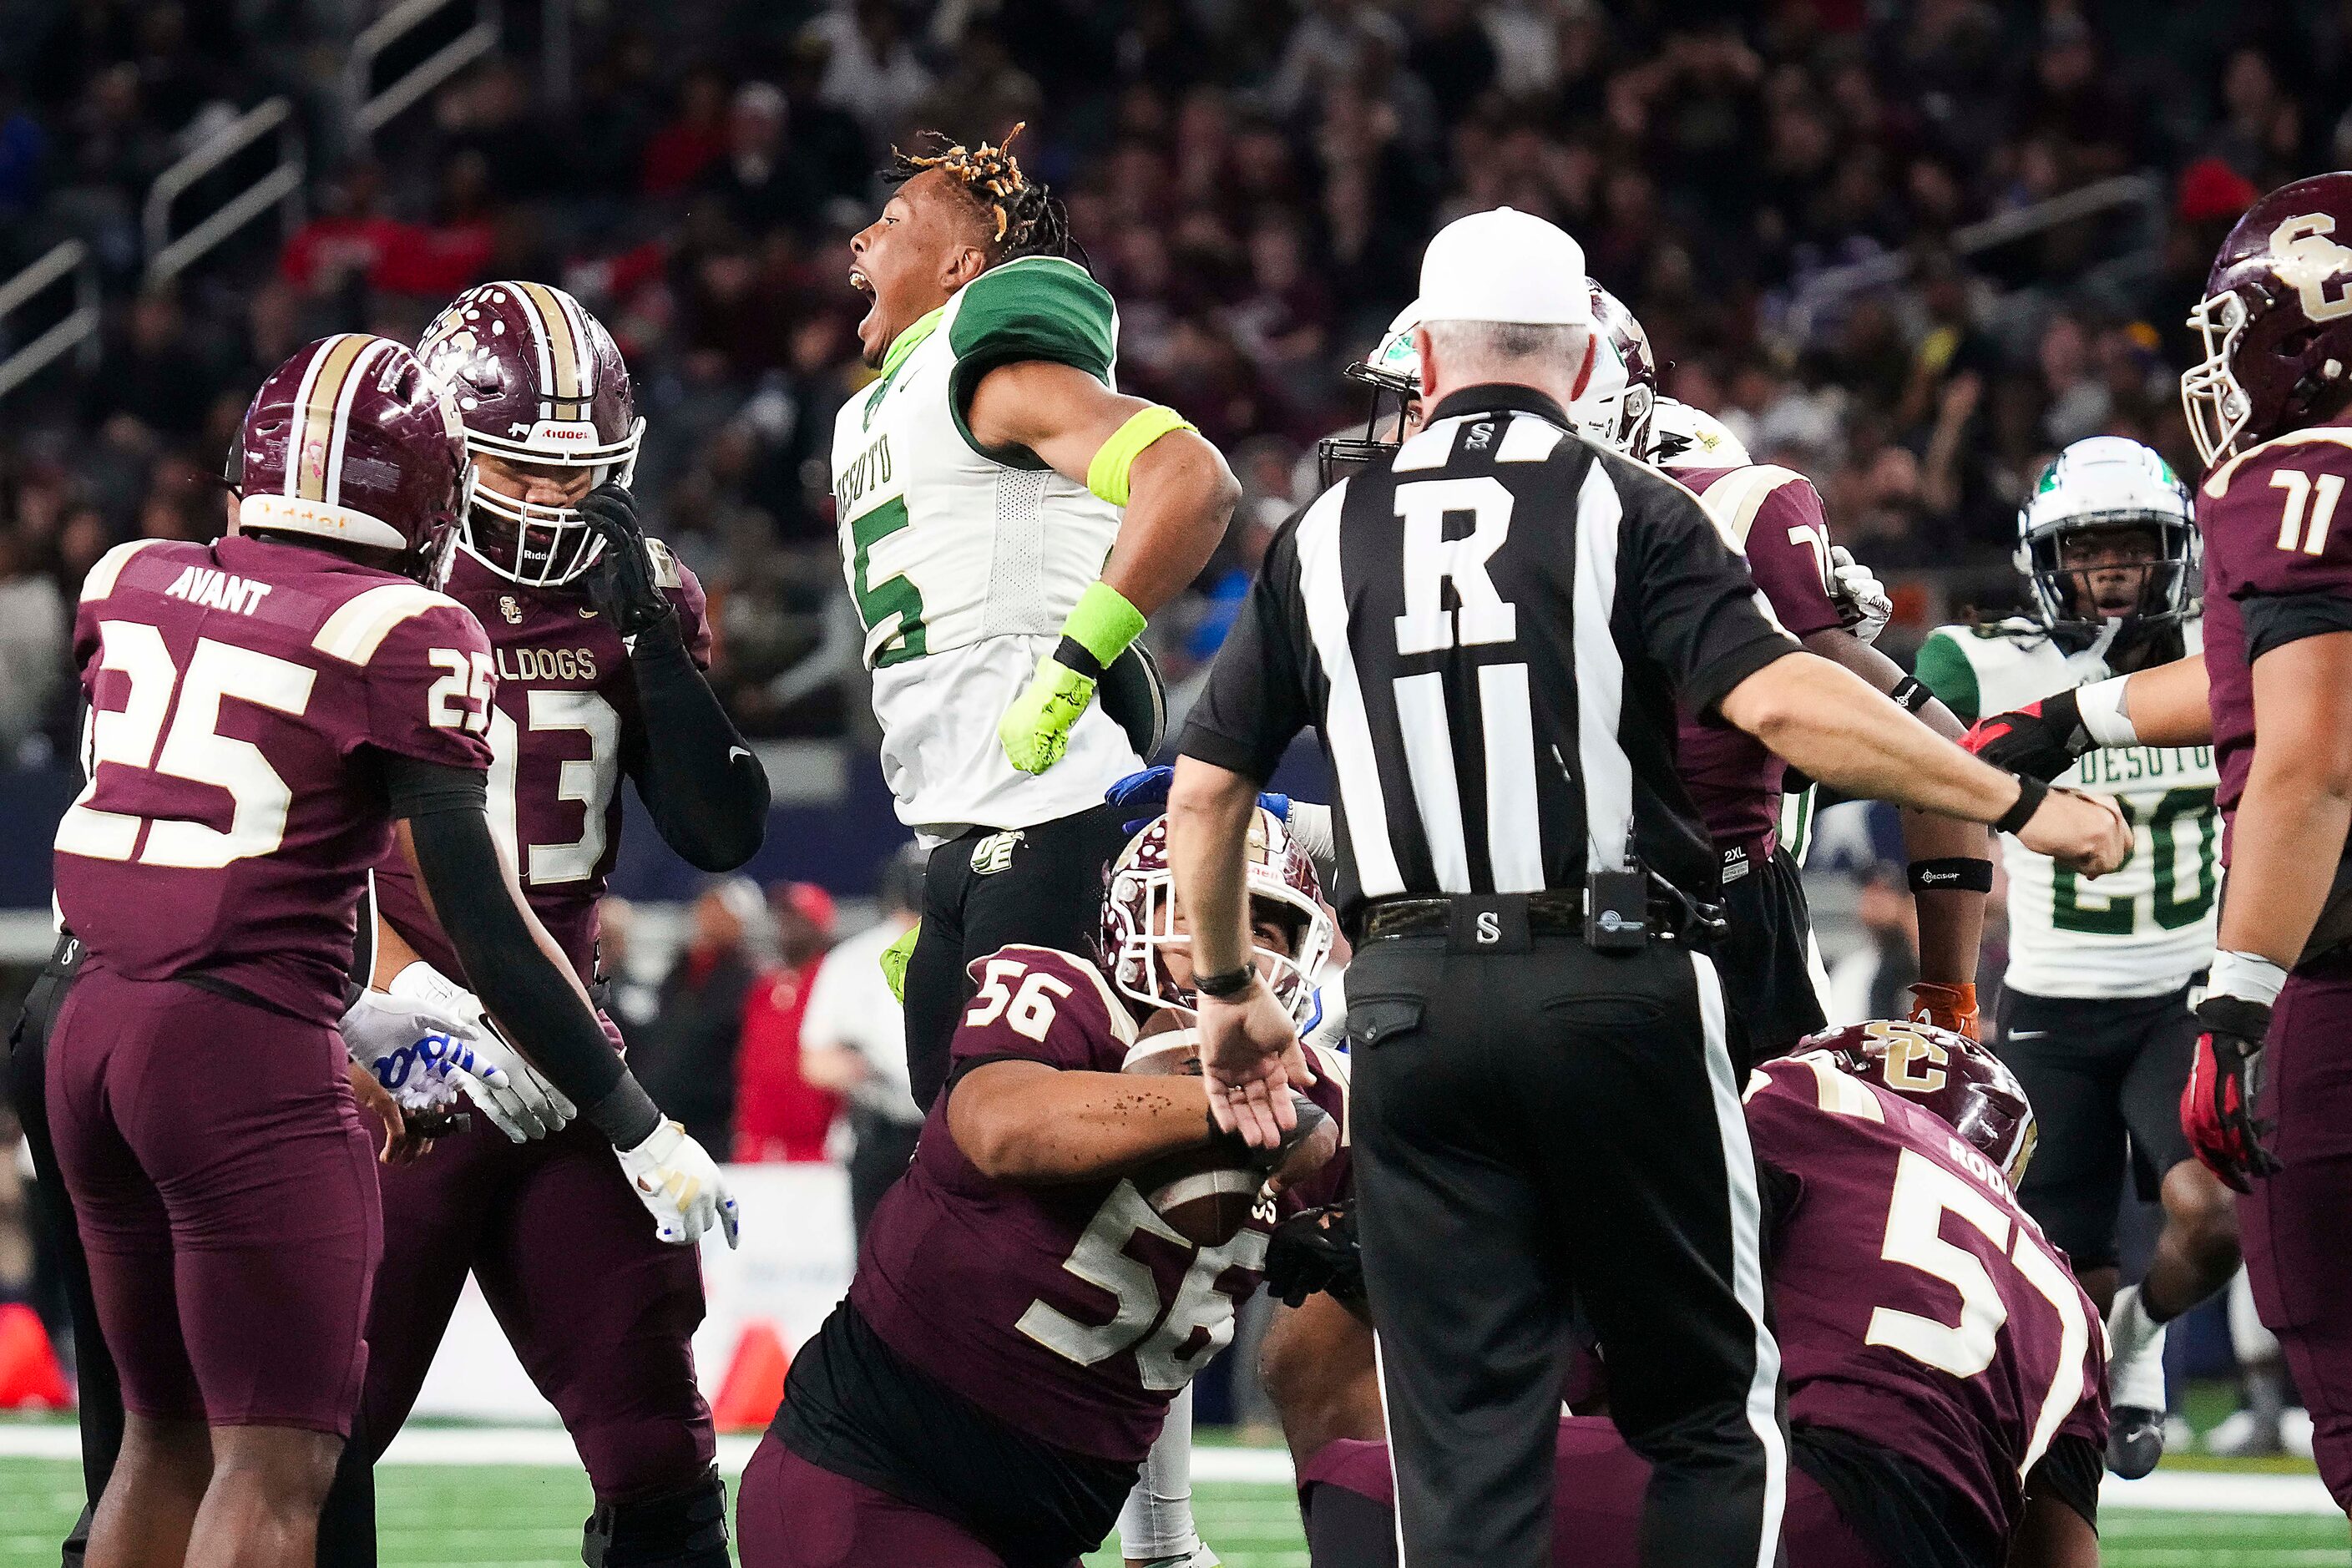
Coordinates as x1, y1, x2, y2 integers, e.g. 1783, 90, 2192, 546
2217, 634, 2352, 965
1171, 756, 1319, 1147
2118, 651, 2213, 746
965, 359, 1241, 615
1802, 627, 1988, 992
1717, 652, 2129, 873
946, 1058, 1217, 1182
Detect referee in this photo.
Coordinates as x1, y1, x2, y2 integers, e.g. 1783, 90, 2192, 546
1166, 207, 2131, 1568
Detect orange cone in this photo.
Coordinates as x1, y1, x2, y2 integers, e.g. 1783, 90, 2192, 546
0, 1303, 70, 1410
711, 1321, 792, 1430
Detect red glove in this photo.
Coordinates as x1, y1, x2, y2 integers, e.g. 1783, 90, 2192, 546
2182, 994, 2283, 1193
1908, 982, 1980, 1042
1961, 690, 2091, 783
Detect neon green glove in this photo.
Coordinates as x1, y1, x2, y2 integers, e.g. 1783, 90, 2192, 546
999, 581, 1146, 775
879, 921, 919, 1004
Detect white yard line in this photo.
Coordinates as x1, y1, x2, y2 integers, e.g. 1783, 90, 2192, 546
0, 1422, 2339, 1515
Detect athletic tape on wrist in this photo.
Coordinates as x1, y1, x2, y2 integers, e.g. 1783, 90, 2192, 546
2076, 675, 2140, 748
1086, 405, 1196, 508
2209, 949, 2289, 1008
1907, 857, 1993, 893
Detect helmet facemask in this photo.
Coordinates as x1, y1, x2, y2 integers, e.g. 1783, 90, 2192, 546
1102, 812, 1335, 1026
458, 416, 645, 587
1318, 304, 1424, 489
2015, 438, 2199, 633
2182, 288, 2256, 468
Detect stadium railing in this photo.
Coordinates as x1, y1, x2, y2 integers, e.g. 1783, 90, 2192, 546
347, 0, 503, 145
1783, 171, 2165, 345
144, 96, 307, 287
0, 240, 100, 400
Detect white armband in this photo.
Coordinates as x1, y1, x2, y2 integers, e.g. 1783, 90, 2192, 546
2077, 674, 2140, 748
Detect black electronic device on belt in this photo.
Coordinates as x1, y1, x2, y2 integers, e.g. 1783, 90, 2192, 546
1584, 868, 1650, 952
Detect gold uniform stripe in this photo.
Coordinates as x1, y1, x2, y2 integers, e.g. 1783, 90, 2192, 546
513, 280, 582, 405
296, 334, 376, 503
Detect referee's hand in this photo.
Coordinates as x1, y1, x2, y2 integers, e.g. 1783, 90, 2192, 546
1199, 979, 1317, 1150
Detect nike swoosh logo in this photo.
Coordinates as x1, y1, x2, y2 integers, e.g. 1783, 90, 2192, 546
2006, 1029, 2048, 1040
730, 746, 753, 763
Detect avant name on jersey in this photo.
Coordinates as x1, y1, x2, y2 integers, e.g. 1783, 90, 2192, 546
1916, 618, 2217, 998
832, 256, 1143, 840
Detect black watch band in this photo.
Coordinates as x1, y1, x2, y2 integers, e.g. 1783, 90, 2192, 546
1193, 964, 1256, 1000
1992, 775, 2050, 836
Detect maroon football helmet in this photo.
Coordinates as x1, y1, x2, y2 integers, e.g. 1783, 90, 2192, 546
417, 280, 643, 586
235, 334, 470, 585
2183, 173, 2352, 468
1102, 809, 1334, 1027
1569, 281, 1658, 456
1792, 1019, 2039, 1186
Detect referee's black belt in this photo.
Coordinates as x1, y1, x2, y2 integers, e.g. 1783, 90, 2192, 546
1358, 885, 1723, 947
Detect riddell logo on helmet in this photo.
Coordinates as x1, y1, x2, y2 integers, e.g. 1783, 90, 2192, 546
525, 419, 600, 447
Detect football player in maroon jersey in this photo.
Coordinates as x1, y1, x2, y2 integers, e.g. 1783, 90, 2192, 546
1966, 173, 2352, 1516
736, 809, 1343, 1568
1262, 1021, 2106, 1568
333, 281, 770, 1568
46, 336, 730, 1568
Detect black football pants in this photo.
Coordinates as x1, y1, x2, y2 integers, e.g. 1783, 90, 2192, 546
10, 933, 377, 1568
900, 803, 1130, 1111
1345, 920, 1788, 1568
1715, 848, 1828, 1072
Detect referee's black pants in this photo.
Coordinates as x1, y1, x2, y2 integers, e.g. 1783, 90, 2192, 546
900, 804, 1130, 1110
1346, 928, 1787, 1568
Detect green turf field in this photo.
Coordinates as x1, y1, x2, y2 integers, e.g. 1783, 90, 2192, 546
2, 1456, 2346, 1567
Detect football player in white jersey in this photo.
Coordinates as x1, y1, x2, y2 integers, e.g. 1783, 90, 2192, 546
1912, 436, 2239, 1476
833, 125, 1240, 1568
832, 124, 1240, 1110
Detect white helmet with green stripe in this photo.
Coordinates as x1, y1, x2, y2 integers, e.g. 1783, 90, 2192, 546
2015, 437, 2198, 631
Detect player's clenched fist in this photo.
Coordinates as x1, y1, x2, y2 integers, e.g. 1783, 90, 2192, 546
2013, 784, 2131, 876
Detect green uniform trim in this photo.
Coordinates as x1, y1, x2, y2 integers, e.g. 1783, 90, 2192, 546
947, 257, 1118, 468
1086, 406, 1195, 507
1912, 630, 1981, 724
861, 307, 943, 431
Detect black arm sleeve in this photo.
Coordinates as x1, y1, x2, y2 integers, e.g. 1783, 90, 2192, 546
2021, 1432, 2102, 1532
2241, 589, 2352, 665
1178, 516, 1314, 782
386, 755, 662, 1148
624, 620, 771, 872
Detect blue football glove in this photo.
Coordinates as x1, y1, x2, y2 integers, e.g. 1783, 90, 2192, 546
1105, 766, 1292, 834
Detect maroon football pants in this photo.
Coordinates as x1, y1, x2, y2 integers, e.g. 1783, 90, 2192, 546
360, 1112, 715, 1504
1297, 1418, 1887, 1568
735, 1434, 1080, 1568
2241, 959, 2352, 1507
46, 969, 381, 1436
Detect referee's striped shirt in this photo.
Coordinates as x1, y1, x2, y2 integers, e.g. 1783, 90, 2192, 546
1179, 384, 1799, 932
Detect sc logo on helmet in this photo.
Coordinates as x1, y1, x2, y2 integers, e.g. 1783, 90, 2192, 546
2271, 213, 2352, 324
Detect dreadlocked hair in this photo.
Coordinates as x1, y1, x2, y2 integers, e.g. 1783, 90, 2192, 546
885, 123, 1081, 266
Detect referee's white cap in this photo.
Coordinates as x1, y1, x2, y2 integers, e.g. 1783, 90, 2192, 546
1417, 207, 1593, 327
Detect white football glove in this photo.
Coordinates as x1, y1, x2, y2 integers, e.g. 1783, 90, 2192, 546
1828, 544, 1892, 645
617, 1119, 740, 1248
340, 989, 491, 1115
385, 960, 577, 1143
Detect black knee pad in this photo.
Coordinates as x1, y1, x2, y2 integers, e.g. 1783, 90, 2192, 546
581, 1467, 730, 1568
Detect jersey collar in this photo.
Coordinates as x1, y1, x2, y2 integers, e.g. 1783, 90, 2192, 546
878, 306, 944, 380
1426, 382, 1573, 430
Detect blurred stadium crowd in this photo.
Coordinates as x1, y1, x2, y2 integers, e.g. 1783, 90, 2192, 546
0, 0, 2345, 769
